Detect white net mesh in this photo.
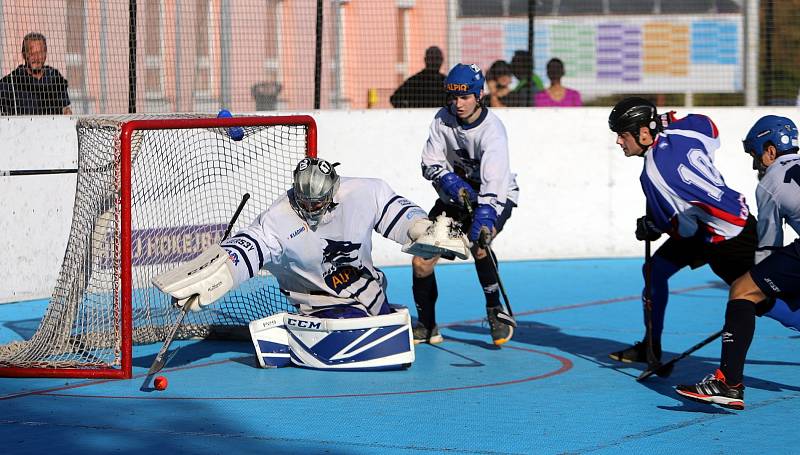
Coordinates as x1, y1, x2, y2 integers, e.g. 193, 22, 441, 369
0, 115, 307, 373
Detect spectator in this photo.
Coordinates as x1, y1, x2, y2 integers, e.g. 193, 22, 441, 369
534, 58, 582, 107
484, 60, 513, 107
390, 46, 447, 108
0, 32, 72, 116
499, 50, 544, 107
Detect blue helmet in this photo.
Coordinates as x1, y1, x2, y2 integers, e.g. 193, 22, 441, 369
444, 63, 485, 97
742, 115, 799, 157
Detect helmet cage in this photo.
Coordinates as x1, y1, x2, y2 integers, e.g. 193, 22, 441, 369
291, 158, 340, 228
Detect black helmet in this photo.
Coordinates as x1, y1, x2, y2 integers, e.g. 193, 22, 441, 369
608, 97, 659, 135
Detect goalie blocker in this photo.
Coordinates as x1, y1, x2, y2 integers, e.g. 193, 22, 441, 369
250, 306, 414, 371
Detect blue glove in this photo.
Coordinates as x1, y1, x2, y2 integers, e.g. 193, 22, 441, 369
439, 172, 477, 205
469, 204, 497, 244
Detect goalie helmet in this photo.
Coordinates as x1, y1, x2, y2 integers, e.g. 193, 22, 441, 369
444, 63, 485, 98
291, 157, 340, 229
742, 115, 798, 158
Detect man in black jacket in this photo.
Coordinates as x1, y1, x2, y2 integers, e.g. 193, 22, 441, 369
390, 46, 446, 108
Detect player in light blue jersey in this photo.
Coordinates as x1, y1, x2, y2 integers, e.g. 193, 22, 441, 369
607, 97, 757, 367
676, 115, 800, 410
412, 63, 520, 346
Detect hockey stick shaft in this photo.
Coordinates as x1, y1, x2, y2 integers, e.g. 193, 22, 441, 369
460, 191, 515, 325
641, 237, 660, 373
0, 168, 78, 176
637, 330, 722, 381
141, 192, 250, 390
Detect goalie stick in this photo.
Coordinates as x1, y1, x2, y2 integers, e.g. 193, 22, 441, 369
460, 191, 516, 328
140, 192, 251, 390
636, 329, 722, 382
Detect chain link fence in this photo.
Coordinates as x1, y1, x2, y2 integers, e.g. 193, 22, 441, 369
0, 0, 795, 115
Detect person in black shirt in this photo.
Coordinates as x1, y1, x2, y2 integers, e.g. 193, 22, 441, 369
0, 32, 72, 115
390, 46, 446, 108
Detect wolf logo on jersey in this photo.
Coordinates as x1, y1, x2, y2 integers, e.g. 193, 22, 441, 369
322, 239, 367, 294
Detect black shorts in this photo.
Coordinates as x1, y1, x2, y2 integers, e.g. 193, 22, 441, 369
428, 198, 515, 236
750, 238, 800, 311
654, 215, 757, 285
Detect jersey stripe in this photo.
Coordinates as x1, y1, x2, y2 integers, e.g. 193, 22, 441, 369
375, 195, 402, 228
225, 243, 254, 278
382, 205, 415, 238
238, 233, 265, 268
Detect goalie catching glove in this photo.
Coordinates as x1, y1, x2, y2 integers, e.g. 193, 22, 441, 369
151, 244, 235, 312
402, 215, 470, 260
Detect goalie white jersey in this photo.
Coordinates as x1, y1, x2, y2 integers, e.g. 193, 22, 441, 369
421, 107, 520, 215
221, 177, 428, 316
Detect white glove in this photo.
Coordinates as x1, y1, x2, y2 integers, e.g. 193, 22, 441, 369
402, 215, 470, 260
407, 218, 433, 241
152, 244, 235, 312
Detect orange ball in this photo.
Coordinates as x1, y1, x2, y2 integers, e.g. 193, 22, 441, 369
154, 375, 168, 391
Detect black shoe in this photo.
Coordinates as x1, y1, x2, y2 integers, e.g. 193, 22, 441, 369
609, 340, 661, 364
675, 369, 745, 410
412, 322, 443, 345
486, 306, 514, 346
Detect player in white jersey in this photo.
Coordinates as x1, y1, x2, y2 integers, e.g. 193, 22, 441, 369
151, 157, 470, 370
676, 115, 800, 410
607, 97, 757, 368
412, 63, 520, 346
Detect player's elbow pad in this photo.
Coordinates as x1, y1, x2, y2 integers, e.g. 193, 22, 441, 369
152, 244, 235, 311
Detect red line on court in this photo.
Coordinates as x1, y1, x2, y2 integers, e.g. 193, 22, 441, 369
1, 283, 717, 401
9, 346, 572, 401
441, 284, 716, 326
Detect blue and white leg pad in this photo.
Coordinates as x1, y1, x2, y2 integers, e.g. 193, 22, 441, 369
249, 313, 292, 368
249, 306, 415, 370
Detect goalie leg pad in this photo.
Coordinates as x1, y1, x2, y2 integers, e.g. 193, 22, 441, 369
286, 306, 414, 371
249, 313, 292, 368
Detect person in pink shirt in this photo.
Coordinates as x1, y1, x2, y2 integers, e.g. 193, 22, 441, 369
534, 58, 582, 107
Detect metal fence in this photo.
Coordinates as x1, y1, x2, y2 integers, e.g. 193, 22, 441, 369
0, 0, 795, 115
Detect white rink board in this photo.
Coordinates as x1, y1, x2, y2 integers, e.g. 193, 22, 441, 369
1, 108, 796, 303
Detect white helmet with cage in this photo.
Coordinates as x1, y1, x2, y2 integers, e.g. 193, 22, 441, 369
290, 157, 340, 229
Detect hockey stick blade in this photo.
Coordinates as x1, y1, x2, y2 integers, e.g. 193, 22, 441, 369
636, 361, 674, 382
636, 329, 722, 382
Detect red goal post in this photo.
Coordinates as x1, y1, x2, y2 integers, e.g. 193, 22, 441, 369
0, 114, 317, 379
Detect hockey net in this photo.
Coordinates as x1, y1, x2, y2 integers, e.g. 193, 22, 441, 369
0, 114, 316, 378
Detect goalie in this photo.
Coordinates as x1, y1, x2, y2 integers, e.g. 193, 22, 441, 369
152, 157, 469, 371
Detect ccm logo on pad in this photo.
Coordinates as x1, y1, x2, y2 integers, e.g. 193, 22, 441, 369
286, 318, 322, 329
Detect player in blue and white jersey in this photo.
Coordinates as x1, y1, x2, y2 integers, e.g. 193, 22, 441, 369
676, 115, 800, 410
412, 63, 520, 346
607, 97, 757, 366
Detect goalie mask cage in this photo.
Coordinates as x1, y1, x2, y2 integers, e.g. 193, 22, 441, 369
0, 114, 316, 379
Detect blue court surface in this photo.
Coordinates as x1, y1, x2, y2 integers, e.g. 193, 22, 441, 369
1, 258, 798, 454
